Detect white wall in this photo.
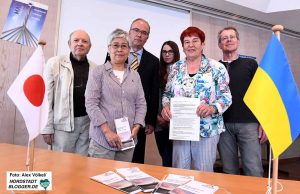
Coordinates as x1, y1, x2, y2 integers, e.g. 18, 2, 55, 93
57, 0, 190, 64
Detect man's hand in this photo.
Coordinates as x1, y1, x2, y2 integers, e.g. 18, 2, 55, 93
145, 124, 154, 135
42, 134, 54, 145
258, 125, 268, 144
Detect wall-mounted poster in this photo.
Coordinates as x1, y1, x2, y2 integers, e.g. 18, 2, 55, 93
0, 0, 48, 47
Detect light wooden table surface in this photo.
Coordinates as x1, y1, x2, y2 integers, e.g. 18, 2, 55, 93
1, 143, 299, 194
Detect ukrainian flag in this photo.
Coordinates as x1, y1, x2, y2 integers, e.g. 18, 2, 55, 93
244, 34, 300, 159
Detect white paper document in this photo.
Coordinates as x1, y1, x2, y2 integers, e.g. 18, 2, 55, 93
90, 171, 141, 194
114, 117, 135, 151
170, 97, 200, 141
169, 180, 219, 194
116, 167, 159, 192
153, 174, 194, 194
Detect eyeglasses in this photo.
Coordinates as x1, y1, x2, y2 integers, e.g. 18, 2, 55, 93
110, 44, 129, 50
130, 28, 149, 36
220, 35, 237, 42
162, 50, 174, 55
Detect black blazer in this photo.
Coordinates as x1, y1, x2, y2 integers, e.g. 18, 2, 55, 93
104, 49, 159, 127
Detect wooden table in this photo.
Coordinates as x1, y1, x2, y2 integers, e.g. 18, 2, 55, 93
1, 143, 299, 194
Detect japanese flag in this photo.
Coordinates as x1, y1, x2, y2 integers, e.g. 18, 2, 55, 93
7, 46, 49, 141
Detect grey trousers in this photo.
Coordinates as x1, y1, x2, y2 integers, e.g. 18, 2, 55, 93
218, 122, 264, 177
88, 139, 134, 162
53, 115, 90, 156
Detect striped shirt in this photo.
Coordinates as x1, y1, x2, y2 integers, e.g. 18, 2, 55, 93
85, 61, 147, 151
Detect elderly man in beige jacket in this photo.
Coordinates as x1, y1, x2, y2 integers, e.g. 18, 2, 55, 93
40, 30, 96, 156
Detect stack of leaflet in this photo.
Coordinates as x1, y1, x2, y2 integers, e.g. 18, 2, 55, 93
152, 174, 194, 194
116, 167, 159, 192
90, 171, 141, 194
91, 169, 219, 194
168, 180, 219, 194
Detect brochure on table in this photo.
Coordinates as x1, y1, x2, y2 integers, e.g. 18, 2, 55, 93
116, 167, 159, 192
169, 180, 219, 194
91, 168, 219, 194
90, 171, 141, 194
153, 174, 194, 194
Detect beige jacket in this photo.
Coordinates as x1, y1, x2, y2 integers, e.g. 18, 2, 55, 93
41, 55, 96, 134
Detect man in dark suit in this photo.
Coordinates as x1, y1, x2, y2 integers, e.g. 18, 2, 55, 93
129, 18, 159, 163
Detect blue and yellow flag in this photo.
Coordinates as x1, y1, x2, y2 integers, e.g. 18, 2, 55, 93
244, 34, 300, 158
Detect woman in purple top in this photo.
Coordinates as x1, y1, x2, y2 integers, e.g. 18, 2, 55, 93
85, 29, 147, 162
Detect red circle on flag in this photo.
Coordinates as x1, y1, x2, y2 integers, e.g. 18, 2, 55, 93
23, 75, 45, 107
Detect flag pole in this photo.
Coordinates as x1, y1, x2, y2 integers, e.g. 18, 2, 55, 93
26, 40, 47, 171
26, 140, 35, 171
271, 24, 284, 194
